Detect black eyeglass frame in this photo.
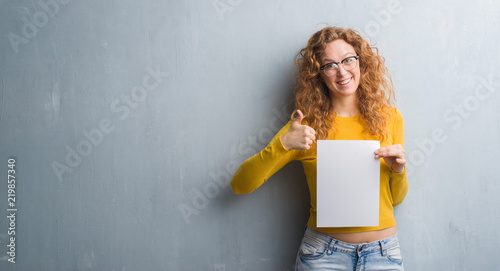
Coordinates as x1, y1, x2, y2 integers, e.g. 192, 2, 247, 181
319, 55, 360, 76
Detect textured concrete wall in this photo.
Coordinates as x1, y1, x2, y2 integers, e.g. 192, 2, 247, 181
0, 0, 499, 270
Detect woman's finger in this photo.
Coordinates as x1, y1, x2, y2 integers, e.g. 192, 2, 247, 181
383, 149, 403, 157
375, 150, 404, 159
396, 158, 406, 164
375, 144, 403, 153
308, 127, 316, 136
307, 137, 314, 146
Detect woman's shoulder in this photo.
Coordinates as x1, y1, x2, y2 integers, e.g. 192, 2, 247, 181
381, 106, 404, 131
382, 106, 403, 119
378, 106, 403, 128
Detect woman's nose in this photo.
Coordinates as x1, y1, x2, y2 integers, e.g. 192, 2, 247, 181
336, 64, 348, 77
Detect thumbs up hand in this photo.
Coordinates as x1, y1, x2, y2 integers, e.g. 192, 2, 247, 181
280, 110, 317, 151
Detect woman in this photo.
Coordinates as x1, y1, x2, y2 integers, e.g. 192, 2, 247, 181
230, 26, 408, 270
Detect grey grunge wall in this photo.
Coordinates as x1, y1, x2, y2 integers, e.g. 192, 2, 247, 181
0, 0, 499, 270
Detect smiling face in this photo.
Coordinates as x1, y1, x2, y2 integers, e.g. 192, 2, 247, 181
319, 39, 361, 100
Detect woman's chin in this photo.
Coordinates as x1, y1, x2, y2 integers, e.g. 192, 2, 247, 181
331, 88, 357, 98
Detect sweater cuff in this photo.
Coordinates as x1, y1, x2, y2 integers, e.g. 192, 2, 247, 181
390, 165, 407, 181
277, 135, 291, 153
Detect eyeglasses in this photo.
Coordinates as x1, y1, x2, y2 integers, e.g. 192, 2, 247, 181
320, 55, 359, 77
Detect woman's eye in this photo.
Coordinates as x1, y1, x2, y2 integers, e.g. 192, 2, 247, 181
344, 58, 352, 63
325, 63, 336, 69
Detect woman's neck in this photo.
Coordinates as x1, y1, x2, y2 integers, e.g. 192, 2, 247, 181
331, 95, 360, 117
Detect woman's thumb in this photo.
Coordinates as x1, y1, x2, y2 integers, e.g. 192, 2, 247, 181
292, 110, 304, 126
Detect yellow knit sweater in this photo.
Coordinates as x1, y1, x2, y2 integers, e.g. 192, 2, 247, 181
230, 107, 409, 233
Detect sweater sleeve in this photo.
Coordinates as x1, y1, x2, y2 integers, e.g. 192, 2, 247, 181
390, 109, 409, 206
230, 120, 298, 194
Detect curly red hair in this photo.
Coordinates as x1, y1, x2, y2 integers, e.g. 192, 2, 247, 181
293, 26, 395, 150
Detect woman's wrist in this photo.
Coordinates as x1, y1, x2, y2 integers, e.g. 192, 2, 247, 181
391, 163, 405, 173
280, 135, 290, 151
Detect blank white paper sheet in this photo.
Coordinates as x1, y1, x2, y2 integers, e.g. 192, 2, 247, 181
316, 140, 380, 227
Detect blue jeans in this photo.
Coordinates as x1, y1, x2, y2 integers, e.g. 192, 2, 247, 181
295, 226, 404, 271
